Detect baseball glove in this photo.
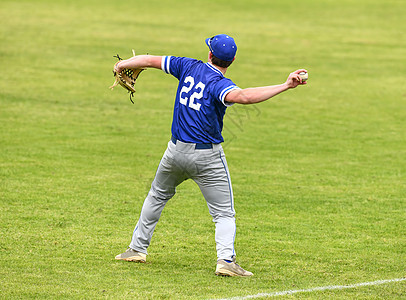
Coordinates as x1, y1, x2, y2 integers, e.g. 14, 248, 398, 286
109, 50, 146, 104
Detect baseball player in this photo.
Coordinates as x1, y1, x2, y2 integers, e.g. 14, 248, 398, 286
115, 34, 307, 276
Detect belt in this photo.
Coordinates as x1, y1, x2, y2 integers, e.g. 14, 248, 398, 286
171, 136, 213, 149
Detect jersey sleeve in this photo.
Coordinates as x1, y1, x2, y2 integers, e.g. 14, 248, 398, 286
161, 56, 195, 80
161, 56, 172, 74
214, 78, 240, 107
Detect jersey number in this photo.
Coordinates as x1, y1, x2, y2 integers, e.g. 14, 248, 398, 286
179, 76, 205, 111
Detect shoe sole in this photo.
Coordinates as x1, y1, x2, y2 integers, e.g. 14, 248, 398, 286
215, 269, 253, 277
115, 256, 146, 263
215, 270, 236, 277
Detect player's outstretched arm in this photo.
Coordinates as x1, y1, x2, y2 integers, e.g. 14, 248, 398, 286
114, 55, 163, 73
225, 69, 307, 105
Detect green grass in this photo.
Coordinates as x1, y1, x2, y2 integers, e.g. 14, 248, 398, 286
1, 0, 405, 299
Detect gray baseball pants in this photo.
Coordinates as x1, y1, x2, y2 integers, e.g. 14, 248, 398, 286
129, 139, 236, 260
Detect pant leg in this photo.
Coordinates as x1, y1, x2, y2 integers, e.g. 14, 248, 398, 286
129, 142, 187, 254
193, 146, 236, 261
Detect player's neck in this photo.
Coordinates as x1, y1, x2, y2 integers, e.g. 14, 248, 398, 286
208, 62, 227, 75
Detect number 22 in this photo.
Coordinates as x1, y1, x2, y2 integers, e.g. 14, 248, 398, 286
179, 76, 205, 111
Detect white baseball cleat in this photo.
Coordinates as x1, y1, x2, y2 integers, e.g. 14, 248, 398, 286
215, 257, 253, 277
115, 248, 147, 263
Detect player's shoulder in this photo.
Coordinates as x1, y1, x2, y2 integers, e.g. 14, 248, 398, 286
184, 57, 206, 72
170, 56, 203, 66
163, 56, 204, 75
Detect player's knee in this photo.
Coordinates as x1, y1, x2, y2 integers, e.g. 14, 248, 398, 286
148, 185, 175, 202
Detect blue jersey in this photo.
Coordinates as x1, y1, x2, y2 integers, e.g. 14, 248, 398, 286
161, 56, 239, 144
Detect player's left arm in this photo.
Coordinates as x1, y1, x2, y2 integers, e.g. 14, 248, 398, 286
225, 69, 307, 105
115, 55, 163, 73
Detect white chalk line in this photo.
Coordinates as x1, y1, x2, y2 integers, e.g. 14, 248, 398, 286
214, 277, 406, 300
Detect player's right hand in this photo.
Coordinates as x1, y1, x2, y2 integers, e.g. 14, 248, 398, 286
286, 69, 307, 88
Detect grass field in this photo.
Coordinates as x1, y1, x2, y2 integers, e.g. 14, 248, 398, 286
1, 0, 405, 298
